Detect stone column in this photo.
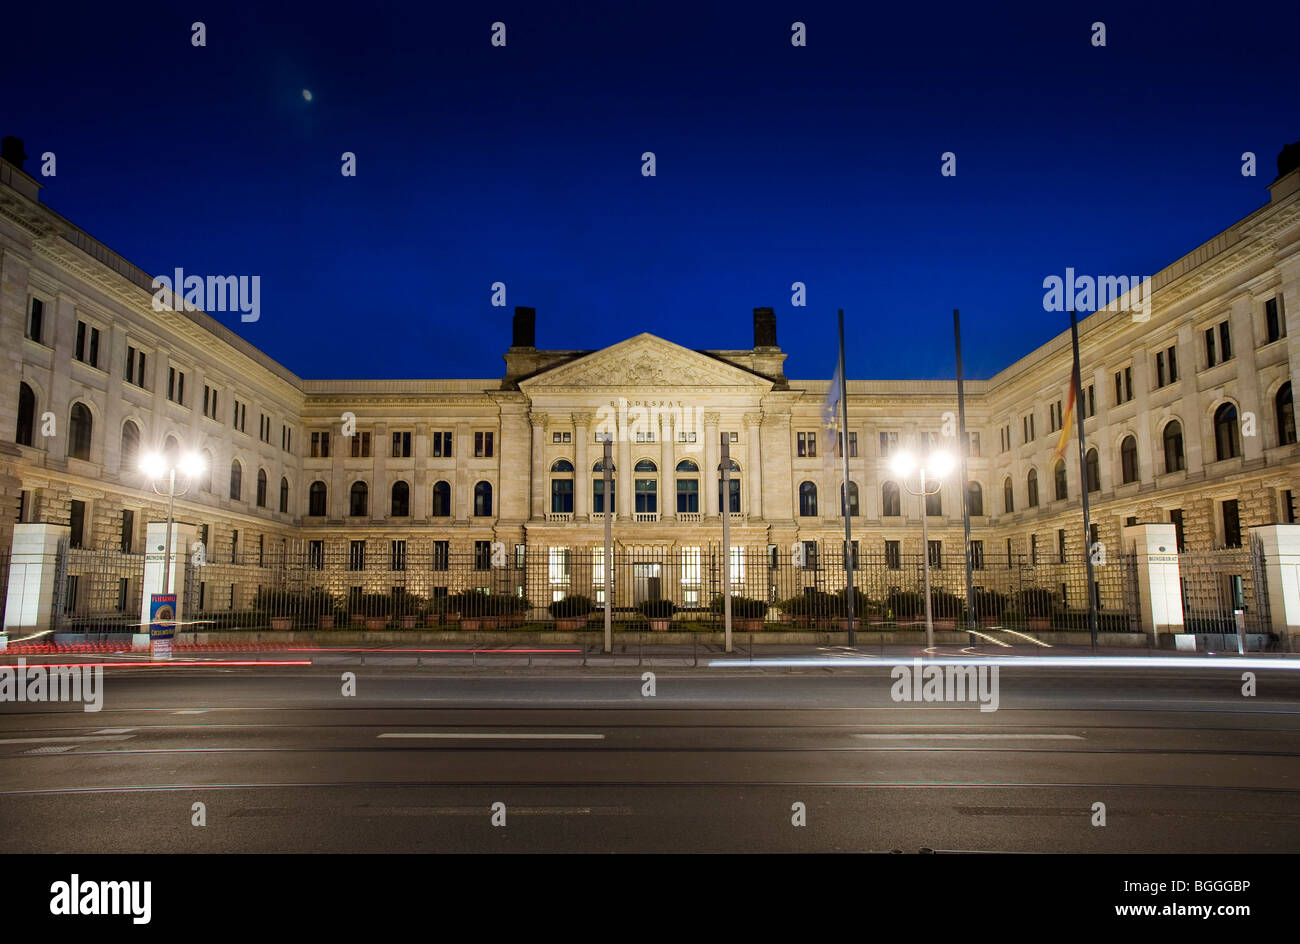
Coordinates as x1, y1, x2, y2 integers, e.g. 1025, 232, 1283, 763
659, 411, 674, 520
1249, 524, 1300, 652
529, 413, 546, 520
1120, 523, 1184, 641
745, 412, 763, 519
703, 413, 720, 517
616, 419, 632, 520
1230, 292, 1265, 463
573, 412, 592, 521
3, 523, 70, 635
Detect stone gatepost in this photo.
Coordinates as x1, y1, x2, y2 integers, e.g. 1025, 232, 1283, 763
2, 523, 70, 636
1248, 524, 1300, 652
1120, 523, 1185, 643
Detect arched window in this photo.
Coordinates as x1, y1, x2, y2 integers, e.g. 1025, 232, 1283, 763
841, 481, 860, 517
1163, 421, 1185, 473
68, 402, 92, 460
551, 459, 574, 514
309, 481, 327, 517
1214, 403, 1240, 461
1026, 468, 1039, 508
1277, 383, 1296, 446
16, 383, 36, 447
1003, 477, 1015, 513
431, 481, 451, 517
966, 481, 983, 517
350, 481, 368, 517
391, 480, 410, 517
120, 420, 140, 472
881, 481, 901, 517
229, 460, 242, 501
1120, 435, 1139, 484
634, 459, 657, 514
474, 481, 493, 517
280, 476, 289, 513
675, 459, 699, 513
256, 468, 268, 507
717, 459, 741, 514
925, 488, 942, 517
592, 458, 615, 515
799, 481, 818, 517
202, 449, 214, 493
1054, 460, 1068, 501
1085, 448, 1100, 493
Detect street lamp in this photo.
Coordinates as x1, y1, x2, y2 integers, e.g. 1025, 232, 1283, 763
889, 449, 952, 650
140, 449, 205, 599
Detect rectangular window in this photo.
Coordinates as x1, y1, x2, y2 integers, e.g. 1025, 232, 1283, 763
837, 432, 858, 458
65, 574, 79, 613
1155, 350, 1166, 388
1169, 509, 1185, 552
167, 367, 186, 405
1266, 297, 1285, 344
802, 541, 818, 570
475, 431, 494, 458
474, 540, 492, 570
433, 541, 449, 572
351, 431, 371, 458
677, 431, 697, 443
969, 539, 985, 571
1223, 499, 1241, 549
1030, 534, 1038, 565
308, 540, 324, 570
74, 321, 100, 367
1220, 321, 1232, 361
551, 431, 572, 443
127, 346, 138, 384
349, 540, 366, 571
1205, 326, 1217, 367
797, 432, 816, 457
1057, 528, 1067, 562
432, 431, 454, 457
282, 425, 292, 451
964, 431, 981, 457
69, 500, 85, 549
1285, 490, 1298, 525
885, 540, 901, 570
1086, 384, 1095, 417
927, 540, 943, 568
391, 431, 412, 458
879, 431, 898, 456
120, 509, 134, 554
391, 540, 407, 571
27, 297, 43, 342
310, 431, 331, 458
257, 534, 265, 568
1167, 346, 1178, 383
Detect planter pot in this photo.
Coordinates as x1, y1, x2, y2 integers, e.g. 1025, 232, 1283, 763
363, 617, 388, 631
648, 619, 672, 632
460, 618, 482, 631
933, 618, 957, 630
316, 615, 335, 630
1028, 617, 1050, 631
398, 615, 417, 629
736, 617, 764, 632
269, 617, 292, 631
554, 616, 588, 631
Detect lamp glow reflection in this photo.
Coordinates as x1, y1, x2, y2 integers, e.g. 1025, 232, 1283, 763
887, 449, 953, 649
140, 449, 206, 602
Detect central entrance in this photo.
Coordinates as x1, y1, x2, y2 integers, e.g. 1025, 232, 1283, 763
632, 563, 662, 604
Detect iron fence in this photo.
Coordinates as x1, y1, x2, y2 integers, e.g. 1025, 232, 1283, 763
51, 544, 147, 632
1178, 538, 1272, 634
177, 542, 1140, 632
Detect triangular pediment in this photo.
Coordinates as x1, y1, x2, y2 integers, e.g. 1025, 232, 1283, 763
519, 334, 771, 391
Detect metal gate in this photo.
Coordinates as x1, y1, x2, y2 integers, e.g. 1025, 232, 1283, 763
1178, 538, 1272, 635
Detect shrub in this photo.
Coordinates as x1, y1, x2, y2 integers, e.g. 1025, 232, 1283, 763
392, 589, 426, 616
885, 590, 924, 619
301, 588, 338, 618
549, 594, 594, 619
253, 588, 302, 617
969, 588, 1008, 620
637, 598, 677, 619
351, 592, 393, 618
1017, 587, 1058, 617
835, 588, 876, 618
929, 588, 967, 619
778, 590, 839, 619
709, 594, 768, 619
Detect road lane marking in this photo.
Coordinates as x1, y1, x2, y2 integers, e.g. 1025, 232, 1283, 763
377, 732, 605, 740
22, 746, 75, 754
91, 728, 135, 735
0, 735, 135, 744
172, 710, 209, 715
854, 733, 1083, 740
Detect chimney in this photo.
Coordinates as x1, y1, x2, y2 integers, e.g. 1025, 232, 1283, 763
511, 306, 536, 348
1269, 139, 1300, 204
1, 136, 28, 171
753, 307, 777, 348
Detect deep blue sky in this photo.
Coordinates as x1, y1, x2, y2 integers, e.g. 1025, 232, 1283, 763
5, 1, 1297, 381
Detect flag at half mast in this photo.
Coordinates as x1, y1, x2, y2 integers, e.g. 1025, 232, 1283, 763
1052, 371, 1079, 463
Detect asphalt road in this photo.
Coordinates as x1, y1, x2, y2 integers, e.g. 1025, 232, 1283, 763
2, 660, 1298, 853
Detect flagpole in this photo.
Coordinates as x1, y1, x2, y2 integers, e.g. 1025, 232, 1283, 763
1070, 310, 1099, 649
954, 309, 975, 643
838, 309, 855, 646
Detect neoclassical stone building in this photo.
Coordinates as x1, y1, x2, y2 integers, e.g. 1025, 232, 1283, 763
1, 136, 1299, 620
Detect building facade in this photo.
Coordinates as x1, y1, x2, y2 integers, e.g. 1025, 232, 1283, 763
2, 138, 1299, 621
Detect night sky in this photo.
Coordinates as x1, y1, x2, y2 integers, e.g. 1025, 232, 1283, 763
5, 0, 1297, 381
